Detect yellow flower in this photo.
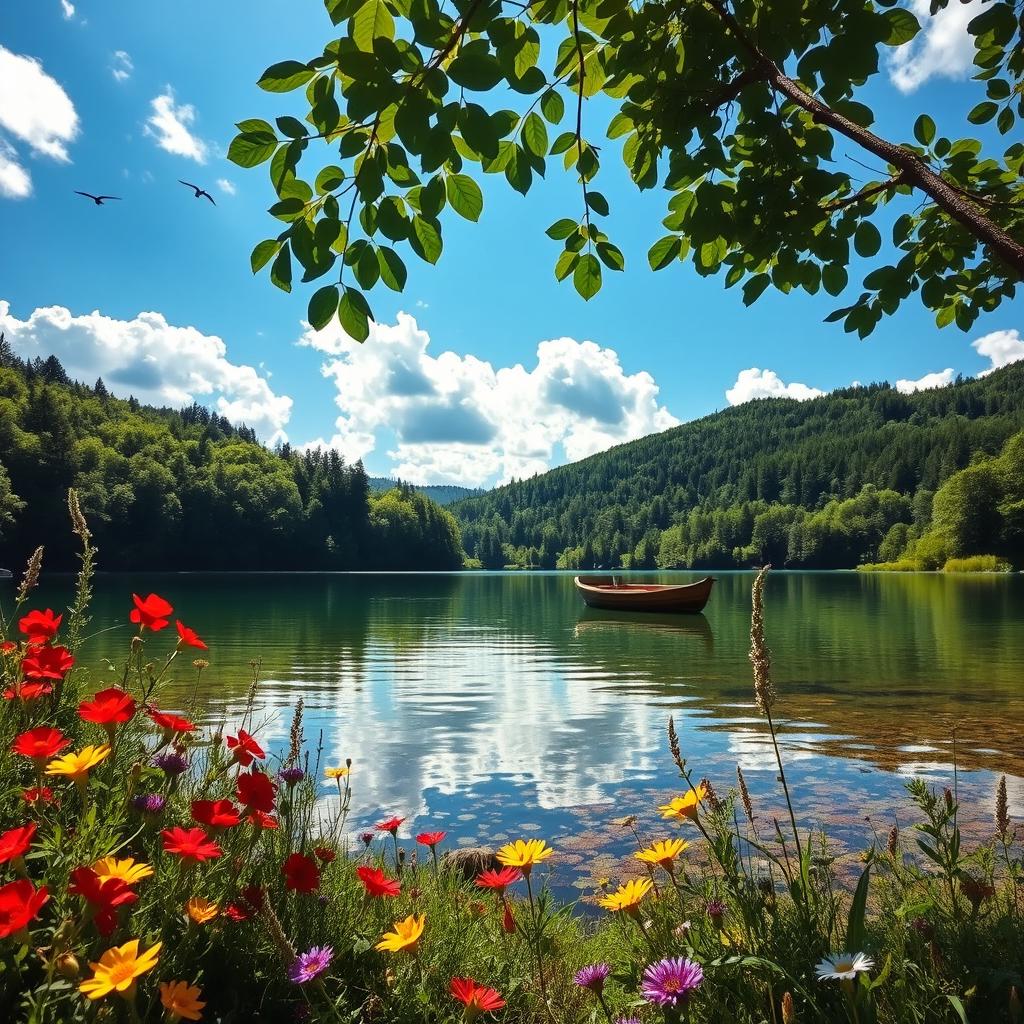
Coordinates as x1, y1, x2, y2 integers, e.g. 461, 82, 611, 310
496, 839, 554, 876
46, 744, 111, 784
79, 939, 162, 1000
160, 980, 206, 1021
185, 897, 219, 924
658, 783, 708, 822
375, 913, 425, 954
324, 765, 349, 779
597, 877, 653, 914
93, 857, 154, 886
635, 838, 689, 872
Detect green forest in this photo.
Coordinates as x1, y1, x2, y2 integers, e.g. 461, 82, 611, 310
0, 341, 463, 572
453, 363, 1024, 572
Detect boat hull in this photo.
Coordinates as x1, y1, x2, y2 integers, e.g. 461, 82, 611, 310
573, 576, 714, 614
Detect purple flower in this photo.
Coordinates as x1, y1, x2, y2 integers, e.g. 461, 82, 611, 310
574, 963, 611, 993
132, 793, 167, 815
153, 752, 188, 776
706, 899, 726, 923
288, 945, 333, 985
360, 831, 375, 846
641, 957, 704, 1007
280, 766, 305, 785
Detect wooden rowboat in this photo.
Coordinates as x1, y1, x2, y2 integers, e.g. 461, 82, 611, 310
573, 575, 715, 614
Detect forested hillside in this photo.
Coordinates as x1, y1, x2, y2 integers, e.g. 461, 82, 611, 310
453, 364, 1024, 570
368, 478, 486, 506
0, 342, 463, 571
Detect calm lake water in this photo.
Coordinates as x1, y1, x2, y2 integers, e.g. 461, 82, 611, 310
14, 571, 1024, 891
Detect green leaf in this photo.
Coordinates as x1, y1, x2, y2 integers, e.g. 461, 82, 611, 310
446, 174, 483, 222
822, 263, 848, 297
448, 52, 503, 91
968, 101, 998, 124
315, 166, 346, 194
586, 191, 609, 216
236, 118, 275, 135
573, 253, 602, 300
377, 246, 407, 291
648, 235, 680, 271
845, 865, 871, 954
554, 249, 578, 281
353, 244, 380, 289
945, 995, 968, 1024
270, 244, 293, 293
228, 132, 278, 168
881, 8, 920, 46
276, 116, 308, 139
596, 241, 624, 271
338, 287, 371, 342
410, 215, 443, 264
540, 90, 564, 125
258, 61, 314, 92
742, 273, 771, 305
913, 114, 935, 146
250, 239, 280, 274
546, 218, 578, 240
997, 107, 1015, 135
269, 197, 306, 222
854, 221, 882, 258
522, 112, 549, 158
353, 0, 395, 53
308, 285, 340, 331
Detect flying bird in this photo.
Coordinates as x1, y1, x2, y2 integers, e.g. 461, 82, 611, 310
178, 180, 216, 205
75, 191, 121, 205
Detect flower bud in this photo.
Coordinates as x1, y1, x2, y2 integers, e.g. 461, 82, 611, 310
56, 952, 81, 979
781, 991, 796, 1024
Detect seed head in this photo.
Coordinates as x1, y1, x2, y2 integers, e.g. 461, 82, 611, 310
996, 775, 1010, 838
886, 825, 898, 857
736, 765, 754, 824
749, 565, 776, 715
781, 991, 796, 1024
16, 546, 44, 603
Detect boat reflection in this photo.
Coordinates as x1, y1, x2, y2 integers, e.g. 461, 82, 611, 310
573, 608, 714, 651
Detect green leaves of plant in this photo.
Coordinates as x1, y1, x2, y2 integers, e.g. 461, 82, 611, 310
648, 236, 680, 271
338, 286, 372, 342
967, 101, 998, 125
308, 285, 340, 331
228, 131, 278, 168
573, 253, 601, 300
352, 0, 395, 53
445, 174, 483, 222
854, 222, 882, 258
913, 115, 935, 146
410, 215, 442, 263
258, 61, 315, 92
881, 8, 920, 46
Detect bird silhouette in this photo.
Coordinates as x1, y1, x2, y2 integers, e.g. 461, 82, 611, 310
178, 180, 216, 205
75, 191, 121, 205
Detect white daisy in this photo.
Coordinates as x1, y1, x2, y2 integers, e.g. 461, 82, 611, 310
815, 952, 875, 982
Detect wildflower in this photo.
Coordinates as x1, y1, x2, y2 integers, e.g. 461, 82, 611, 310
0, 823, 35, 872
68, 867, 138, 936
282, 853, 321, 893
960, 875, 995, 911
375, 816, 404, 835
324, 765, 349, 779
22, 644, 74, 680
19, 608, 62, 640
815, 952, 874, 982
79, 938, 162, 1000
175, 620, 207, 650
476, 867, 522, 894
417, 831, 447, 847
357, 865, 401, 897
132, 793, 167, 815
451, 977, 506, 1018
376, 913, 425, 954
641, 957, 704, 1007
289, 945, 334, 984
314, 846, 336, 863
130, 593, 173, 631
598, 877, 652, 914
0, 640, 15, 653
496, 839, 553, 877
186, 897, 219, 924
191, 799, 241, 830
161, 826, 222, 864
192, 658, 209, 670
13, 726, 71, 768
360, 831, 375, 847
635, 838, 689, 872
706, 899, 726, 928
574, 963, 611, 993
227, 729, 265, 767
153, 752, 188, 776
92, 857, 154, 886
78, 687, 137, 735
159, 980, 205, 1021
996, 775, 1010, 837
22, 786, 55, 805
658, 783, 708, 822
279, 766, 305, 785
46, 744, 111, 788
0, 879, 48, 940
247, 810, 278, 829
236, 769, 276, 813
4, 681, 53, 701
147, 708, 197, 741
224, 903, 249, 922
750, 565, 776, 715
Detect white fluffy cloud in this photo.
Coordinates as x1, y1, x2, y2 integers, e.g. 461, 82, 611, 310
111, 51, 133, 83
144, 90, 207, 162
888, 0, 979, 93
725, 367, 825, 406
216, 178, 236, 195
60, 0, 75, 18
0, 301, 292, 442
0, 46, 79, 199
973, 328, 1024, 376
895, 367, 955, 393
299, 314, 678, 486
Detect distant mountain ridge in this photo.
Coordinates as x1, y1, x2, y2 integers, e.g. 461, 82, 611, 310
368, 477, 486, 506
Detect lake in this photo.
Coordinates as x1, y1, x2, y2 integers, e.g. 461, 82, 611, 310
15, 570, 1024, 893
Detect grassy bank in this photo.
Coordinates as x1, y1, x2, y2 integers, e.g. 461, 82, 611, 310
858, 554, 1013, 573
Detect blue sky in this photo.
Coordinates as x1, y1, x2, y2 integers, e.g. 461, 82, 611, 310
1, 0, 1021, 485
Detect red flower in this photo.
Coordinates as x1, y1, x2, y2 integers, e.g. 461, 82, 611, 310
147, 707, 197, 738
18, 609, 62, 641
224, 902, 249, 921
192, 799, 241, 829
450, 978, 506, 1016
416, 831, 447, 848
0, 640, 16, 654
161, 826, 222, 864
242, 884, 265, 910
282, 853, 320, 893
21, 787, 55, 806
0, 879, 48, 940
475, 868, 522, 894
175, 620, 207, 650
68, 867, 137, 936
22, 645, 74, 681
314, 846, 336, 864
3, 681, 53, 701
0, 823, 35, 866
247, 810, 279, 830
356, 865, 401, 897
226, 729, 265, 767
130, 592, 173, 631
13, 726, 71, 766
79, 687, 136, 726
375, 816, 404, 835
236, 770, 276, 813
502, 902, 516, 933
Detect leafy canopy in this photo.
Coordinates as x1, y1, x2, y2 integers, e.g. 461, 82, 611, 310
231, 0, 1024, 341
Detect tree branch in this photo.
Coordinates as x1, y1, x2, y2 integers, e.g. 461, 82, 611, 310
823, 172, 907, 212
